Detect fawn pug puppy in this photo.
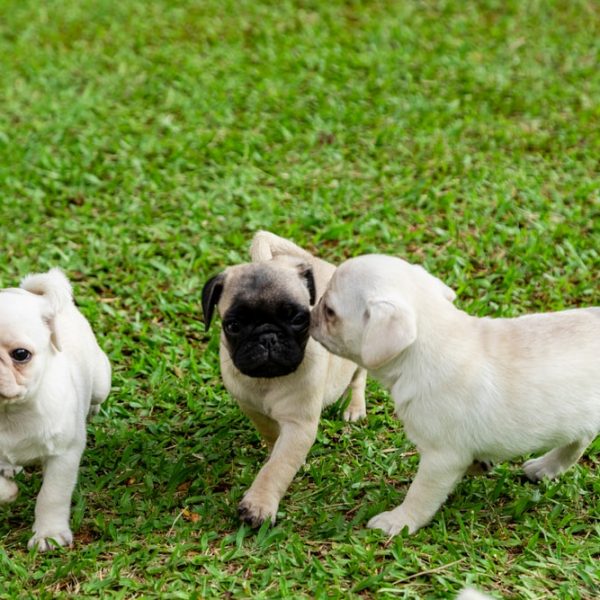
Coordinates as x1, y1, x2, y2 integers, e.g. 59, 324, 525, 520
311, 254, 600, 535
202, 231, 367, 527
0, 269, 111, 550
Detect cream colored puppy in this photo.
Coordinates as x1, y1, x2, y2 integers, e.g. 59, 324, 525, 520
202, 232, 367, 526
311, 254, 600, 535
0, 269, 111, 550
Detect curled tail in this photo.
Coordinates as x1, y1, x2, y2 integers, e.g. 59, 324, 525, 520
250, 230, 313, 263
20, 268, 73, 314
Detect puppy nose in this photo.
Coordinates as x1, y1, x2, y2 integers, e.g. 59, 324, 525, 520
259, 333, 278, 348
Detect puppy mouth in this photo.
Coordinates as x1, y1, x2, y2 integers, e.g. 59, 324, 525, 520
309, 325, 333, 352
0, 390, 27, 404
238, 362, 301, 378
233, 341, 305, 379
314, 338, 338, 358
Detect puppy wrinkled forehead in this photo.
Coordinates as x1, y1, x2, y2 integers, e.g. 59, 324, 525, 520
237, 266, 277, 292
234, 264, 307, 303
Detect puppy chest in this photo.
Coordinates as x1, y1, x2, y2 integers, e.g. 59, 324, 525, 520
0, 424, 74, 465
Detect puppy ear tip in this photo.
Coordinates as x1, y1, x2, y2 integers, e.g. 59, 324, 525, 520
201, 272, 225, 330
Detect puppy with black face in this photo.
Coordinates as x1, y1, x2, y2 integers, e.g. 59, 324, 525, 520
218, 258, 314, 379
202, 231, 367, 527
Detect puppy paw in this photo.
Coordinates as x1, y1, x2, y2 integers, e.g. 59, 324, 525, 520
0, 477, 18, 503
523, 456, 560, 482
367, 508, 418, 536
238, 493, 278, 528
28, 528, 73, 552
343, 404, 367, 422
0, 465, 23, 478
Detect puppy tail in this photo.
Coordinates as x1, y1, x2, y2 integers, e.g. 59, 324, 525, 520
20, 268, 73, 314
250, 230, 313, 263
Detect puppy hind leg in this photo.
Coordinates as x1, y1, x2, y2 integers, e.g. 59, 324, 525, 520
0, 475, 18, 504
344, 368, 367, 422
367, 453, 469, 535
523, 436, 593, 482
89, 352, 111, 419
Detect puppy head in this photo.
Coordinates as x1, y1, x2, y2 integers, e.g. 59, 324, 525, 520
0, 291, 57, 404
202, 258, 316, 378
311, 255, 454, 370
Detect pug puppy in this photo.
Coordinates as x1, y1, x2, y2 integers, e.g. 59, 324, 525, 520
0, 268, 111, 550
311, 254, 600, 535
202, 231, 367, 526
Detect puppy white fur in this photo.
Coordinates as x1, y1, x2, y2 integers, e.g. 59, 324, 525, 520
457, 589, 496, 600
311, 254, 599, 535
202, 232, 367, 527
0, 269, 111, 550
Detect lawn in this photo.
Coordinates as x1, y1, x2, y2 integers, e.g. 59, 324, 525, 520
0, 0, 599, 597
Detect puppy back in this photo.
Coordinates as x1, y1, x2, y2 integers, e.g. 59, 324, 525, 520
20, 268, 73, 314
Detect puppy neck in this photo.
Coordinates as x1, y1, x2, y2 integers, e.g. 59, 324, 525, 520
376, 303, 477, 391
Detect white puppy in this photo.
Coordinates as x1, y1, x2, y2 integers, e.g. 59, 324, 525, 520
311, 254, 600, 535
0, 269, 111, 550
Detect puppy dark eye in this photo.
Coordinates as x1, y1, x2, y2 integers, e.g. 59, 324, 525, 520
324, 305, 336, 320
224, 320, 242, 335
290, 312, 309, 329
10, 348, 32, 363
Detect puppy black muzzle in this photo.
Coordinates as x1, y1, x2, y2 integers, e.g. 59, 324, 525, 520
232, 328, 307, 378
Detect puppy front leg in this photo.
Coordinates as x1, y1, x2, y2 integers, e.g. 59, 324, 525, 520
368, 453, 468, 535
238, 419, 318, 527
28, 447, 83, 551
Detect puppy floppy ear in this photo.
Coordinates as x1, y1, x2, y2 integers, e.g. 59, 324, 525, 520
361, 299, 417, 369
201, 273, 225, 329
295, 263, 316, 306
43, 315, 62, 352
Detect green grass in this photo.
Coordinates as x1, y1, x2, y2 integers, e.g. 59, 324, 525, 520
0, 0, 599, 597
